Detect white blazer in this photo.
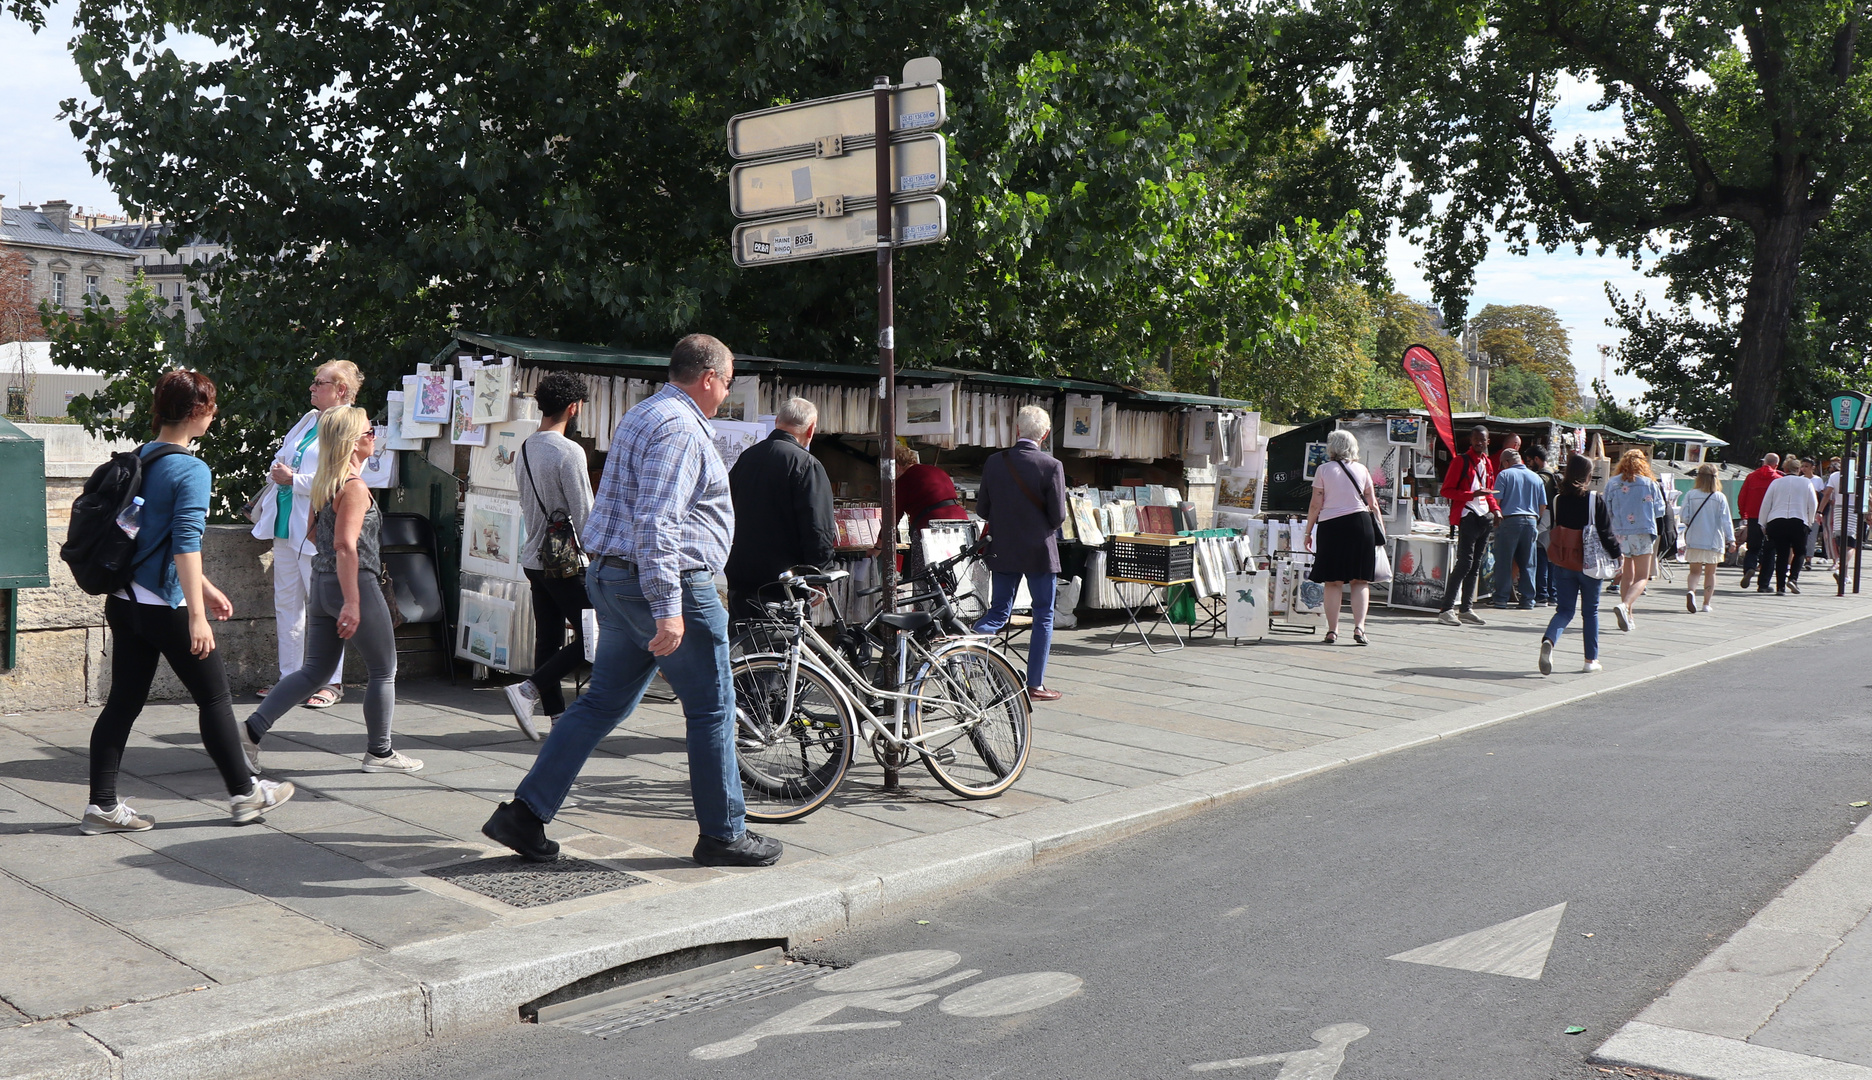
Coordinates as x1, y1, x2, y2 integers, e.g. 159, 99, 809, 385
248, 409, 322, 554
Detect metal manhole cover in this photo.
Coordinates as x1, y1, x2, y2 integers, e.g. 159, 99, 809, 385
554, 961, 835, 1038
425, 856, 649, 908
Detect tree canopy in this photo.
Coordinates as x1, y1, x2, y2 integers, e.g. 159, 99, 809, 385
1469, 304, 1580, 415
1272, 0, 1871, 460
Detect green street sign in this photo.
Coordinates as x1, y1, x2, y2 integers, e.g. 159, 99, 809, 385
1829, 392, 1872, 431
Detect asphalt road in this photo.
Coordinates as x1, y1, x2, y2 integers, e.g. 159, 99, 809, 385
310, 620, 1872, 1080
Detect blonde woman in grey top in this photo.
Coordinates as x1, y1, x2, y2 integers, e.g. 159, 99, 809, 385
244, 405, 422, 775
503, 372, 595, 737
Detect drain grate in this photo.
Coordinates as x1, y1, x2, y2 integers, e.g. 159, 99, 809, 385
424, 856, 648, 908
553, 961, 833, 1038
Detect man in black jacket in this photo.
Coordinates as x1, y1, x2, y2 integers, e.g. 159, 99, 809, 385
725, 397, 838, 622
971, 405, 1068, 702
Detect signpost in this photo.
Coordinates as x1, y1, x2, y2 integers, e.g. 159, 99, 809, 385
729, 57, 951, 788
1827, 391, 1872, 594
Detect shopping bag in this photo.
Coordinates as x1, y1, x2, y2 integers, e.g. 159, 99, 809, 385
1371, 541, 1393, 584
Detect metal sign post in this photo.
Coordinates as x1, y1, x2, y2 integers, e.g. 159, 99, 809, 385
1858, 427, 1868, 593
1827, 391, 1872, 594
874, 75, 899, 619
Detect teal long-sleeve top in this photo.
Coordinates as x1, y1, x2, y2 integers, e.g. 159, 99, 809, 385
127, 442, 212, 607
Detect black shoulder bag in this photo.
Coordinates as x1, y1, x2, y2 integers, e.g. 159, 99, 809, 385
521, 441, 588, 579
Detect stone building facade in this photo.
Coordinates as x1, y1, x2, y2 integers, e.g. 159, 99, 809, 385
93, 222, 226, 328
0, 198, 140, 318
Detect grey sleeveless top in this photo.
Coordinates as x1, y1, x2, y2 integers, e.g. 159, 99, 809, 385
312, 479, 382, 574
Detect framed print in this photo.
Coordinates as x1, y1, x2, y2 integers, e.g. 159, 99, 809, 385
470, 418, 539, 492
399, 377, 444, 440
710, 419, 766, 470
461, 492, 524, 579
382, 391, 426, 450
1303, 442, 1330, 480
1684, 442, 1707, 465
471, 360, 515, 425
456, 590, 516, 669
1339, 419, 1400, 518
1216, 465, 1262, 513
360, 426, 398, 488
1224, 570, 1268, 641
451, 381, 487, 446
411, 366, 454, 424
1184, 408, 1217, 457
1387, 415, 1426, 448
1063, 393, 1103, 450
897, 384, 956, 437
1387, 535, 1451, 611
718, 375, 761, 422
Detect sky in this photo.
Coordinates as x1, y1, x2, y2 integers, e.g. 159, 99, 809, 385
3, 7, 1660, 402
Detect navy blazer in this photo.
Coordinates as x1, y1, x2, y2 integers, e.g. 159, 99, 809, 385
976, 440, 1067, 574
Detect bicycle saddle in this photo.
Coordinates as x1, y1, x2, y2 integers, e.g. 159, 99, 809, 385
875, 610, 936, 632
777, 566, 851, 586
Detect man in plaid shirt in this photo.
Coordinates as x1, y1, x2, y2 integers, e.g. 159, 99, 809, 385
483, 334, 782, 868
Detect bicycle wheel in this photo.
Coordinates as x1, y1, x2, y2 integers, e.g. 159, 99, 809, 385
906, 640, 1031, 798
733, 656, 854, 822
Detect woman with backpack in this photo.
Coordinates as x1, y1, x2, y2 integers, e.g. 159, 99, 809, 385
1538, 454, 1623, 676
1603, 449, 1663, 631
249, 361, 362, 709
500, 371, 594, 739
1678, 464, 1736, 613
83, 370, 295, 833
241, 406, 422, 775
1304, 429, 1384, 645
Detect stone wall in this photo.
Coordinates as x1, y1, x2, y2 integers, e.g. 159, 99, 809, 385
6, 462, 448, 712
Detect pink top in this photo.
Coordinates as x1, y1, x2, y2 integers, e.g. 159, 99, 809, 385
1314, 460, 1375, 521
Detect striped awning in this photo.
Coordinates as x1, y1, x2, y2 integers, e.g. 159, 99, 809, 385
1631, 423, 1729, 446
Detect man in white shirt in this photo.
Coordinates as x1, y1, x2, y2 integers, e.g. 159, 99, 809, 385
1759, 468, 1820, 595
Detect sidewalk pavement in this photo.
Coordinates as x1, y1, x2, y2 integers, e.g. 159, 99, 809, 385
4, 571, 1870, 1080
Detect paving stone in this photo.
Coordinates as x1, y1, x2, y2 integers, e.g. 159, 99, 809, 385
0, 874, 206, 1019
124, 899, 371, 983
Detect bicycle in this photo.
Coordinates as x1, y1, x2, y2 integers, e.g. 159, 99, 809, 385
731, 565, 1032, 822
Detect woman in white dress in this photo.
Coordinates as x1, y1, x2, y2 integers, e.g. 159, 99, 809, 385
248, 361, 361, 707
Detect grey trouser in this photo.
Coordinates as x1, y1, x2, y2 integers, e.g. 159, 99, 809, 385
249, 568, 397, 756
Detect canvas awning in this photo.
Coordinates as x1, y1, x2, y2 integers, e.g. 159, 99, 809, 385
1630, 423, 1728, 446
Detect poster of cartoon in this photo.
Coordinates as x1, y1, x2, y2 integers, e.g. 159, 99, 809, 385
451, 380, 487, 446
461, 493, 524, 579
471, 360, 515, 425
470, 419, 540, 492
1225, 570, 1268, 641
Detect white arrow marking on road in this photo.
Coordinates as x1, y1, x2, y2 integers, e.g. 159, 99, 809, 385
1388, 902, 1568, 980
1191, 1023, 1370, 1077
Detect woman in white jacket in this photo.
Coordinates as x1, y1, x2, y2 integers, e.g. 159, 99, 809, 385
249, 361, 361, 707
1678, 464, 1737, 614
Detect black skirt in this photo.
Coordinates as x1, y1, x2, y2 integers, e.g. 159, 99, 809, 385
1308, 512, 1379, 583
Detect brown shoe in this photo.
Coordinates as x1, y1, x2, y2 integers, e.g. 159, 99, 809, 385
1028, 687, 1063, 702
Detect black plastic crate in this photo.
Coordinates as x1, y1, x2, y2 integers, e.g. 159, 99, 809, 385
1107, 535, 1195, 584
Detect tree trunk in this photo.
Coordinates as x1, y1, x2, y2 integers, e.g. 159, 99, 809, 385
1727, 211, 1807, 462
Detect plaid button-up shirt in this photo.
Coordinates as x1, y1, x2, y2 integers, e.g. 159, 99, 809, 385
581, 381, 733, 619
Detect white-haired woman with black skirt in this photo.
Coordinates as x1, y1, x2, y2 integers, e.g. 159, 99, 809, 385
1304, 428, 1385, 645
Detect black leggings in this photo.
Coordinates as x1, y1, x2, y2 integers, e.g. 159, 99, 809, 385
525, 567, 590, 716
90, 596, 253, 808
1765, 518, 1809, 591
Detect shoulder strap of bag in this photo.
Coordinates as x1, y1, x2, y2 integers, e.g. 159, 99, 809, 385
1336, 460, 1384, 532
999, 450, 1046, 513
519, 440, 550, 519
1682, 489, 1713, 532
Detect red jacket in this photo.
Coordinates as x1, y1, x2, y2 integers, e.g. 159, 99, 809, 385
1737, 465, 1782, 520
896, 463, 969, 532
1439, 449, 1499, 527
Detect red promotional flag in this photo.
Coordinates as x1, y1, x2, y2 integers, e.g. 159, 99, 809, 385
1401, 344, 1457, 455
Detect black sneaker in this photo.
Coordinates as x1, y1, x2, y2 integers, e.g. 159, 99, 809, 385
694, 830, 783, 867
482, 801, 559, 862
1740, 570, 1753, 590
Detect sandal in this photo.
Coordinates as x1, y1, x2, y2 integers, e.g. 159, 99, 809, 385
1353, 628, 1368, 646
302, 686, 341, 709
1322, 630, 1337, 645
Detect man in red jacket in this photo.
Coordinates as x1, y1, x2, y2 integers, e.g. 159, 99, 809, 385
1437, 426, 1501, 625
1737, 453, 1782, 590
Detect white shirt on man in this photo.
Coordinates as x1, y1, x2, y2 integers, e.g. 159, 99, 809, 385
1760, 473, 1819, 524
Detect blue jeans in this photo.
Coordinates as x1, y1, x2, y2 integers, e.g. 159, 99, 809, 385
1534, 544, 1553, 603
1544, 565, 1602, 662
514, 562, 745, 840
1491, 516, 1537, 607
972, 571, 1056, 689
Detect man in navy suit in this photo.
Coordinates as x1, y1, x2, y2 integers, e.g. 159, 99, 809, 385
972, 405, 1068, 701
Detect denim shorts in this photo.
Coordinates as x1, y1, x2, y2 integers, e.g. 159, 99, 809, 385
1618, 534, 1656, 556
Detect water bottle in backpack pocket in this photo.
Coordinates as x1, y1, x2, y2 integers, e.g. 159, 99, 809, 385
61, 444, 188, 596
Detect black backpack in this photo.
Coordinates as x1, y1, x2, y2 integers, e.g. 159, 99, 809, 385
60, 443, 190, 596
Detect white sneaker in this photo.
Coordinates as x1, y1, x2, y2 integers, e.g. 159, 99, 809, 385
81, 802, 152, 834
1613, 603, 1631, 631
361, 749, 424, 774
1582, 659, 1603, 673
1437, 610, 1461, 626
1702, 601, 1713, 613
1538, 638, 1554, 676
502, 680, 542, 741
1685, 592, 1697, 614
240, 719, 263, 775
230, 779, 294, 823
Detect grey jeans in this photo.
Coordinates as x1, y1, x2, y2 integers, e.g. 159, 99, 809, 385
249, 569, 397, 757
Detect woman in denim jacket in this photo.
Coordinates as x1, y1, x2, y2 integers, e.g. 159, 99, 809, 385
1677, 464, 1736, 613
1603, 450, 1663, 632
